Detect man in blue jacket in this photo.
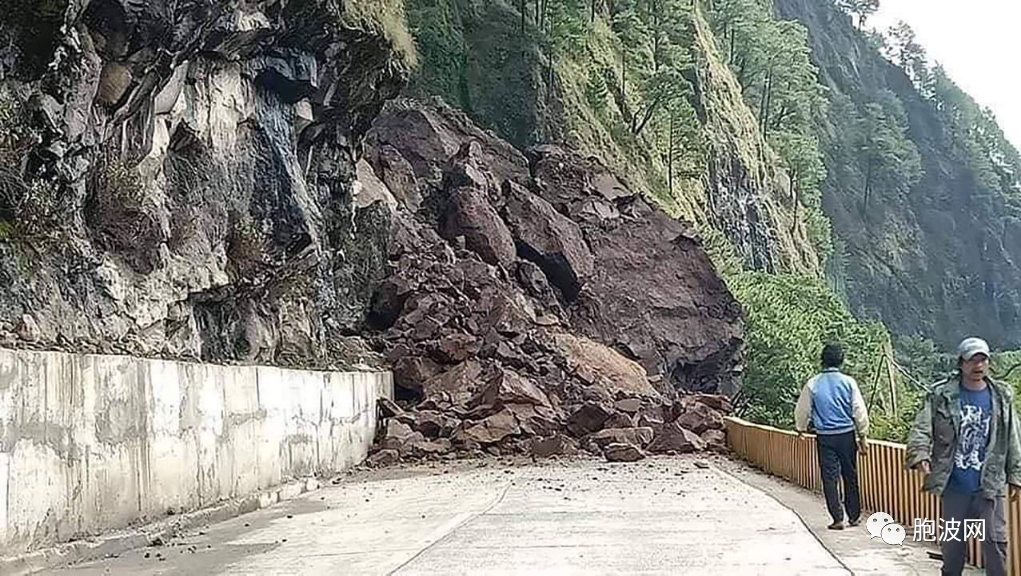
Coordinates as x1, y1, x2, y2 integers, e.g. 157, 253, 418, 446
795, 342, 871, 530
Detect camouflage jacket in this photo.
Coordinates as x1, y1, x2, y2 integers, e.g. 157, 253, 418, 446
904, 374, 1021, 498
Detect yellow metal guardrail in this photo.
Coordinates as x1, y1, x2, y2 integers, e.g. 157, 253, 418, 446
724, 416, 1021, 572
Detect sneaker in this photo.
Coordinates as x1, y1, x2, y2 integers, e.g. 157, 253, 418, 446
848, 518, 860, 527
828, 521, 845, 530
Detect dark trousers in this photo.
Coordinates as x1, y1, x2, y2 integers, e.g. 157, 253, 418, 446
939, 490, 1007, 576
816, 431, 861, 524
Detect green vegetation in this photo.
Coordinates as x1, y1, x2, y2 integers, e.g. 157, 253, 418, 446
835, 0, 879, 29
343, 0, 419, 67
705, 225, 913, 441
0, 84, 64, 243
778, 0, 1021, 350
705, 0, 832, 263
730, 271, 884, 429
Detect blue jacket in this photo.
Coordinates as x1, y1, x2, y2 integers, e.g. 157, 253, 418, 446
795, 368, 870, 437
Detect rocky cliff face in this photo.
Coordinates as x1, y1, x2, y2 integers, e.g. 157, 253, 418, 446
0, 0, 411, 367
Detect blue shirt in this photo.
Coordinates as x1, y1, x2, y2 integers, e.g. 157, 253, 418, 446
947, 386, 993, 494
809, 369, 859, 435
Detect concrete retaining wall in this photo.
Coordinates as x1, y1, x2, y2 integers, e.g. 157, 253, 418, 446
0, 347, 392, 555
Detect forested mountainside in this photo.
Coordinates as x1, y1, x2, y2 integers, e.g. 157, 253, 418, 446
776, 0, 1021, 351
404, 0, 825, 277
405, 0, 1021, 353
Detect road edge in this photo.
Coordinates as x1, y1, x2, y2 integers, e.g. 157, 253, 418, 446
0, 477, 324, 576
708, 456, 856, 575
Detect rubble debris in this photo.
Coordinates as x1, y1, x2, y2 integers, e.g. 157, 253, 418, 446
368, 450, 399, 466
360, 98, 740, 465
584, 427, 654, 451
566, 403, 613, 437
531, 434, 580, 458
604, 443, 645, 462
701, 429, 728, 453
674, 402, 725, 435
647, 422, 707, 455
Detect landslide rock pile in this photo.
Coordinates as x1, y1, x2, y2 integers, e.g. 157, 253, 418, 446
358, 98, 743, 464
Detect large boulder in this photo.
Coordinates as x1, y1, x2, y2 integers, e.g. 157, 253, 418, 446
647, 422, 707, 454
585, 427, 654, 450
454, 409, 521, 445
566, 402, 613, 437
473, 368, 552, 409
501, 181, 594, 300
440, 186, 517, 267
674, 402, 725, 435
531, 434, 580, 458
551, 332, 661, 399
604, 443, 645, 462
529, 145, 745, 396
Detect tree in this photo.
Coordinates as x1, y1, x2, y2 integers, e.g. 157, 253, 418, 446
730, 270, 891, 431
610, 0, 695, 136
708, 0, 772, 91
660, 95, 706, 193
885, 21, 931, 94
610, 0, 650, 119
855, 95, 922, 219
836, 0, 880, 30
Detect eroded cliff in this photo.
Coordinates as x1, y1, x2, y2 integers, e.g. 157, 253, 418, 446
0, 0, 412, 367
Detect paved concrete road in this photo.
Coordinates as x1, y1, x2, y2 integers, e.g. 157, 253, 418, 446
718, 458, 981, 575
42, 455, 851, 575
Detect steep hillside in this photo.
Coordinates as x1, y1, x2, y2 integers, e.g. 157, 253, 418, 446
775, 0, 1021, 349
404, 0, 823, 277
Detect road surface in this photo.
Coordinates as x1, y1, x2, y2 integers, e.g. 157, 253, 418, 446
37, 454, 946, 575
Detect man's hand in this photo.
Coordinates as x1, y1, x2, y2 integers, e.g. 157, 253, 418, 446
915, 460, 931, 474
857, 438, 869, 455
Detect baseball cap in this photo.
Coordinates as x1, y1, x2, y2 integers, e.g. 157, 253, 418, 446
958, 337, 991, 361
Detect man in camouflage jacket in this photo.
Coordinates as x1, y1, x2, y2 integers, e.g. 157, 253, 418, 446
905, 337, 1021, 576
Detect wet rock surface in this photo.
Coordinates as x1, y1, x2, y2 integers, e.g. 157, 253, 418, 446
362, 98, 742, 464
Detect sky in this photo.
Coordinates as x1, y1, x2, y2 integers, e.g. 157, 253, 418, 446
868, 0, 1021, 151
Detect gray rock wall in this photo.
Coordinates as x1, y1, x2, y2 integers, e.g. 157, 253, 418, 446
0, 0, 410, 368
